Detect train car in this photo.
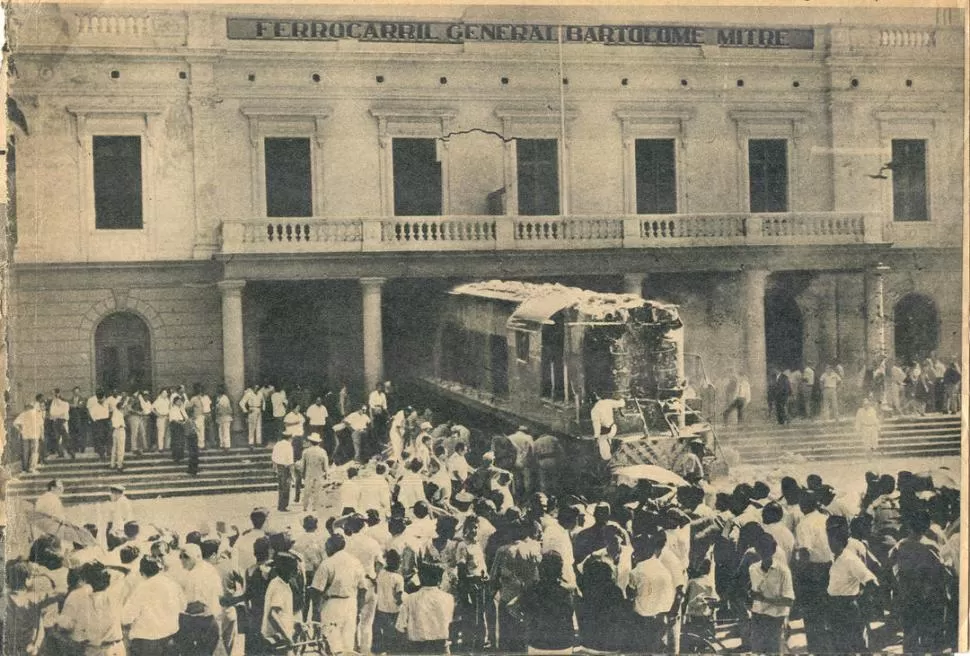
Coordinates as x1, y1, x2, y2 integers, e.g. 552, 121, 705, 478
425, 280, 726, 477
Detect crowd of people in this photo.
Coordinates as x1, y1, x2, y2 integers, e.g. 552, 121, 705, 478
4, 382, 961, 656
716, 356, 961, 428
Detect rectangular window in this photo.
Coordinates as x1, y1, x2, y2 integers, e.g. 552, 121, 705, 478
265, 137, 312, 217
93, 136, 143, 229
393, 138, 442, 216
517, 138, 560, 215
515, 331, 531, 362
892, 139, 928, 221
635, 139, 677, 214
748, 139, 788, 213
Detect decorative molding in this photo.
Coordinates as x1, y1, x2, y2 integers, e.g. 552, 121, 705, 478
66, 105, 164, 147
240, 103, 333, 147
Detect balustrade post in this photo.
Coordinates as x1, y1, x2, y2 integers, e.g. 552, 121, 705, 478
221, 221, 243, 252
863, 214, 885, 243
745, 215, 765, 245
495, 216, 514, 249
622, 216, 643, 248
361, 219, 383, 251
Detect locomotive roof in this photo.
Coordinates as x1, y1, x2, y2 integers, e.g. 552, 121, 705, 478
450, 280, 679, 325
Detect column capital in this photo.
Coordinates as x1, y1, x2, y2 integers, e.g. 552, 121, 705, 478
217, 279, 246, 295
360, 277, 387, 288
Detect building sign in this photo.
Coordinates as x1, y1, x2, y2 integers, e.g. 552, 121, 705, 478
227, 18, 815, 49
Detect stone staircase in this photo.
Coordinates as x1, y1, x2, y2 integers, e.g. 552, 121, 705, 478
716, 413, 962, 464
7, 447, 277, 506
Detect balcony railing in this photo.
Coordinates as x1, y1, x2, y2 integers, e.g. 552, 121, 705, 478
221, 212, 885, 255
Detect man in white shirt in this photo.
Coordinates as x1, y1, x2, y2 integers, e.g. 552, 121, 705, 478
106, 484, 134, 550
14, 398, 45, 472
343, 405, 372, 464
820, 365, 843, 421
793, 491, 833, 653
447, 441, 471, 486
271, 387, 289, 438
590, 393, 626, 462
262, 553, 300, 652
826, 518, 878, 653
311, 535, 366, 654
151, 389, 171, 452
345, 515, 384, 654
109, 394, 127, 471
396, 563, 454, 652
762, 503, 795, 565
87, 389, 112, 460
722, 372, 751, 425
239, 385, 263, 448
35, 479, 66, 519
627, 532, 676, 653
306, 396, 329, 434
748, 532, 795, 654
122, 557, 186, 652
272, 435, 295, 511
49, 389, 72, 459
178, 543, 225, 621
189, 384, 209, 450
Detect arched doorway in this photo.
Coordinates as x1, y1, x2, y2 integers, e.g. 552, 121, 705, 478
765, 289, 804, 372
893, 293, 939, 365
95, 312, 152, 392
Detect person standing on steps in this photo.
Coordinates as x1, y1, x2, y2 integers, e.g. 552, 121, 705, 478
214, 384, 234, 451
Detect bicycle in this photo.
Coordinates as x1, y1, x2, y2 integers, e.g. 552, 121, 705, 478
268, 621, 345, 656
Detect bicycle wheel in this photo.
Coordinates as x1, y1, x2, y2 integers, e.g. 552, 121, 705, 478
681, 631, 723, 654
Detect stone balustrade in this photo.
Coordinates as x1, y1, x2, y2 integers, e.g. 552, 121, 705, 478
220, 212, 883, 255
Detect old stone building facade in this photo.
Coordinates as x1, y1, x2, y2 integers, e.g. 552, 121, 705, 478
7, 4, 964, 410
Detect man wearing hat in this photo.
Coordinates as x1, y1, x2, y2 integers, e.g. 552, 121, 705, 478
299, 433, 330, 512
533, 433, 564, 497
106, 484, 134, 550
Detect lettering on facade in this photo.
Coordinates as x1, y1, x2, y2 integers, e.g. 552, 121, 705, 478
227, 18, 814, 49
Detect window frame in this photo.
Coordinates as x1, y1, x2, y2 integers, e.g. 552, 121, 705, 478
263, 135, 315, 218
370, 107, 457, 217
91, 134, 145, 230
889, 138, 929, 222
615, 108, 692, 215
746, 138, 790, 214
515, 137, 561, 216
390, 136, 444, 217
68, 106, 161, 242
496, 106, 577, 216
730, 110, 809, 213
875, 111, 943, 225
241, 104, 331, 218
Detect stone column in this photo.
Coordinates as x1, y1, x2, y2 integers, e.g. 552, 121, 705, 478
361, 277, 386, 392
742, 269, 770, 408
218, 280, 246, 431
623, 273, 646, 296
864, 264, 891, 366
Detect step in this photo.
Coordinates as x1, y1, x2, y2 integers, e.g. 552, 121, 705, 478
13, 458, 272, 480
52, 481, 281, 505
7, 468, 275, 494
10, 473, 279, 499
27, 451, 272, 471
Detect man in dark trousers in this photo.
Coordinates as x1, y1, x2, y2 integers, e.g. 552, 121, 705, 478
769, 371, 791, 425
271, 434, 295, 511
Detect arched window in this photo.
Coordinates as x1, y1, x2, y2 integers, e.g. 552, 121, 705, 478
893, 293, 940, 365
94, 312, 152, 392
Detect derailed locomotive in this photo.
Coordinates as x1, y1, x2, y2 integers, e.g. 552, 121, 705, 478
425, 280, 724, 479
